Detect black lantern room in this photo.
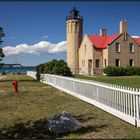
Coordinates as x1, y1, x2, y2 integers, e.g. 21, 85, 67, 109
66, 7, 83, 21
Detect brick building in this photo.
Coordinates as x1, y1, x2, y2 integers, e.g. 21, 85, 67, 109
66, 8, 140, 75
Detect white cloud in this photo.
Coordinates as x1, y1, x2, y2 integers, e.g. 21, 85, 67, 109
131, 35, 140, 38
3, 40, 67, 56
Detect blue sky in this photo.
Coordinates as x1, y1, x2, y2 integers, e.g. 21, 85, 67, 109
0, 1, 140, 66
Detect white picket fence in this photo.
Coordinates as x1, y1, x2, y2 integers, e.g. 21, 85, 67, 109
27, 71, 140, 127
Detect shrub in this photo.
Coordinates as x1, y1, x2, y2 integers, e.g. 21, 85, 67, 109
125, 66, 135, 76
117, 67, 126, 76
104, 66, 140, 76
134, 67, 140, 75
104, 66, 126, 76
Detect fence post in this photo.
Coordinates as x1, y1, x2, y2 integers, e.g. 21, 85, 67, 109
135, 89, 139, 127
96, 86, 99, 101
54, 75, 56, 86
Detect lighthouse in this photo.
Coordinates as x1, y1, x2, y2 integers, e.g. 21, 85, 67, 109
66, 7, 83, 74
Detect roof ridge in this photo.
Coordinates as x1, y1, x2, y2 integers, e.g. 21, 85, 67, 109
88, 33, 140, 48
87, 33, 120, 37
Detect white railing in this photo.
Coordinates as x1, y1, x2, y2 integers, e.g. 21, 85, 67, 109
27, 71, 140, 127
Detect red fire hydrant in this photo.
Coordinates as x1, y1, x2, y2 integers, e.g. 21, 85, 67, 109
12, 80, 18, 93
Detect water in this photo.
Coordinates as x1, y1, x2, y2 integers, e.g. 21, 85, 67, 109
0, 66, 36, 74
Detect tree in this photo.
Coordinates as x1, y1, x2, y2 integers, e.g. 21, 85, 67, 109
36, 63, 46, 73
36, 59, 73, 77
0, 48, 5, 61
0, 27, 5, 61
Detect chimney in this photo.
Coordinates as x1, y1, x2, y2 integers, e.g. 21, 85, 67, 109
99, 28, 106, 36
120, 20, 127, 33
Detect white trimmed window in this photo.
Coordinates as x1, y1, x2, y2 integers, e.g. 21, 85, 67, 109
115, 42, 120, 52
129, 43, 134, 52
115, 59, 120, 67
129, 59, 134, 66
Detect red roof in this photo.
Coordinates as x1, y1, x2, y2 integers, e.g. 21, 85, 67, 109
87, 33, 140, 49
133, 38, 140, 45
87, 33, 120, 49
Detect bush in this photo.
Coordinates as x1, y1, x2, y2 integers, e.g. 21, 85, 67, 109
104, 66, 140, 76
117, 67, 126, 76
134, 67, 140, 75
104, 66, 125, 76
125, 66, 135, 76
36, 59, 73, 77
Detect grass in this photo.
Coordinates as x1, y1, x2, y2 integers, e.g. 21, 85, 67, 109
0, 74, 140, 138
75, 74, 140, 88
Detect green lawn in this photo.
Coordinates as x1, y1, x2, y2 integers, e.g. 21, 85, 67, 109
75, 74, 140, 88
0, 74, 140, 139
